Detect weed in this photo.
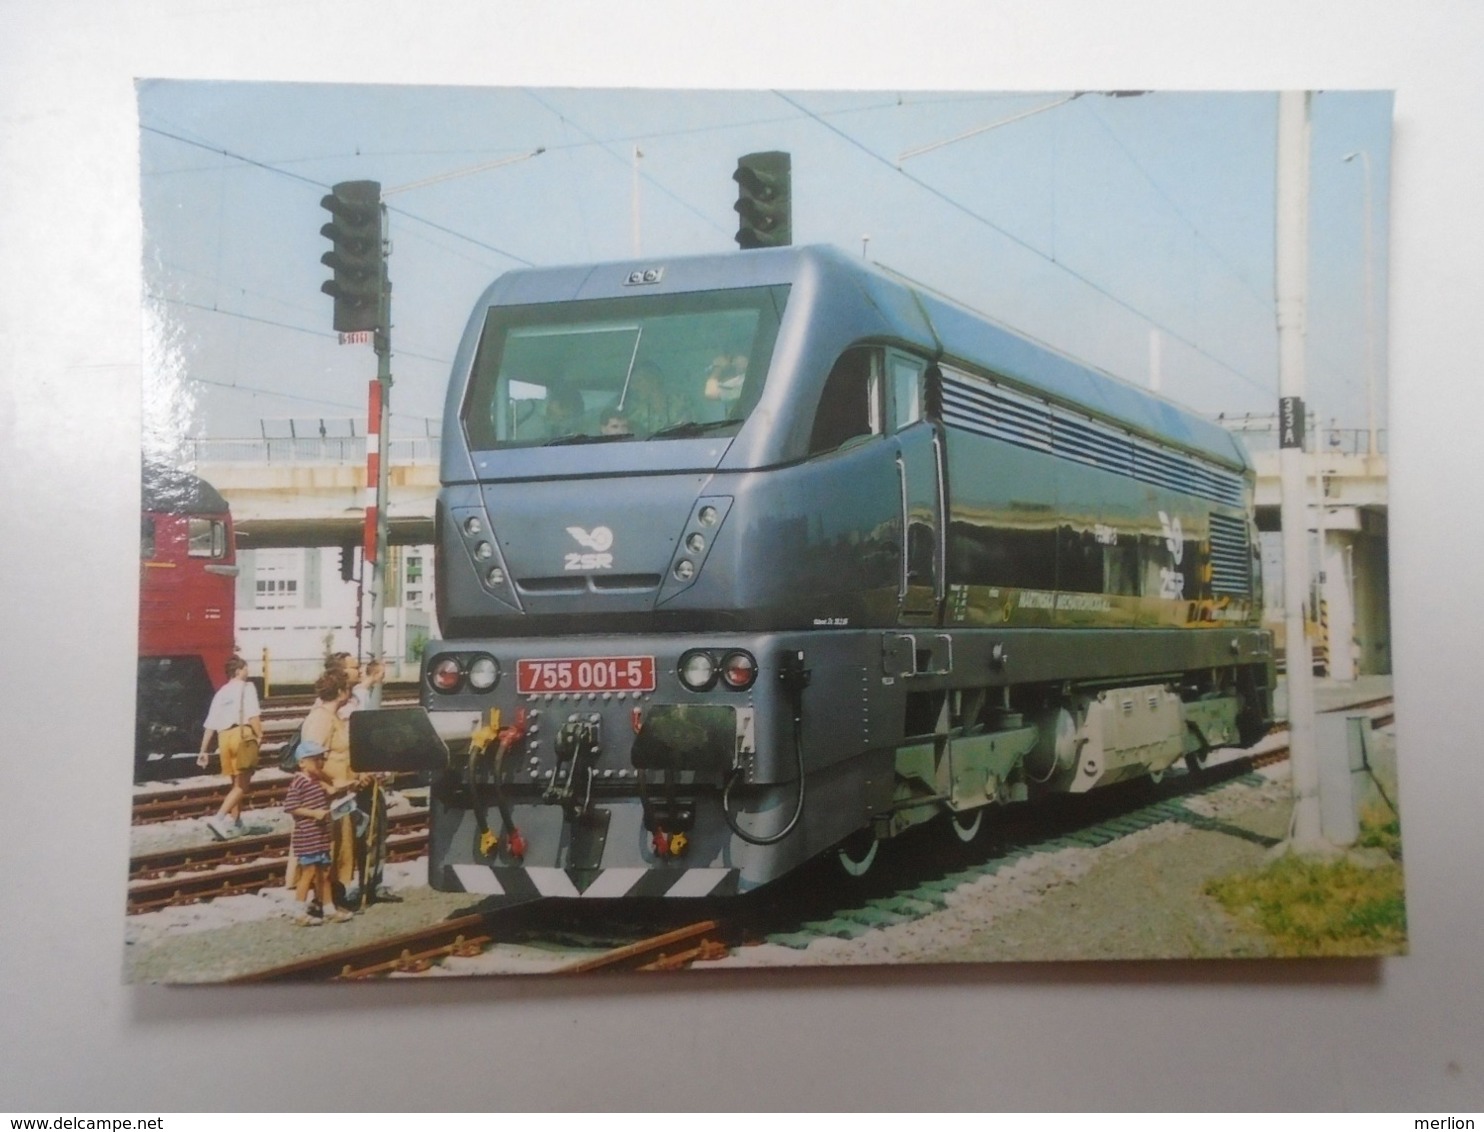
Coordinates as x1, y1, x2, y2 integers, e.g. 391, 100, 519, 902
1204, 811, 1407, 957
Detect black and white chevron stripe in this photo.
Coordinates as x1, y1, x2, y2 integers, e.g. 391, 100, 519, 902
444, 863, 743, 899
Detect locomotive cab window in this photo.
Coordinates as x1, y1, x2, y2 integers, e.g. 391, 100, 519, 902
889, 351, 927, 431
808, 347, 882, 455
187, 518, 227, 559
463, 284, 788, 448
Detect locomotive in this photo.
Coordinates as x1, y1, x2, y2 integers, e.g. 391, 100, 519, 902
137, 463, 238, 777
416, 245, 1273, 898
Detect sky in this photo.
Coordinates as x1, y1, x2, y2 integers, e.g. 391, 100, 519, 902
137, 83, 1392, 448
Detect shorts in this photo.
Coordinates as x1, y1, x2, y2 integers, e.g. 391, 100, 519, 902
297, 851, 332, 868
219, 725, 260, 776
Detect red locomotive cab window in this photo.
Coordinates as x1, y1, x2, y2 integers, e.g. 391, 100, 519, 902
188, 518, 228, 559
141, 516, 157, 559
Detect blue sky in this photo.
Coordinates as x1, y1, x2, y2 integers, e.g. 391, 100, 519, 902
138, 83, 1391, 443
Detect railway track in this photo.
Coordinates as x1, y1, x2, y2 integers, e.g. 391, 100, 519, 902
132, 771, 423, 824
229, 911, 509, 982
232, 911, 730, 982
557, 920, 730, 973
202, 698, 1397, 981
127, 811, 429, 914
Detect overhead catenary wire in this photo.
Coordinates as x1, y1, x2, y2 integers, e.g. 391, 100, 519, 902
142, 124, 536, 266
148, 294, 453, 366
774, 91, 1274, 400
523, 89, 733, 241
1078, 98, 1275, 315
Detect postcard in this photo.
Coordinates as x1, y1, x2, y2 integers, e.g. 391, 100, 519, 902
129, 83, 1400, 983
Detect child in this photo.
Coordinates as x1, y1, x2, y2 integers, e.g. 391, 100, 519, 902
282, 739, 359, 926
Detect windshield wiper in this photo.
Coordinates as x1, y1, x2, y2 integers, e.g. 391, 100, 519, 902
543, 432, 630, 446
648, 419, 741, 440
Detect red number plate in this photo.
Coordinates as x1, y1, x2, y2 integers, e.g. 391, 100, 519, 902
516, 655, 657, 695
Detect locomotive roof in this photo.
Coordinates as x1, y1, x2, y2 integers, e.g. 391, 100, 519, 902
472, 244, 1250, 472
142, 463, 230, 515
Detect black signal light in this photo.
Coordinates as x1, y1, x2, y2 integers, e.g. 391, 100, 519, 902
733, 151, 791, 249
319, 180, 383, 333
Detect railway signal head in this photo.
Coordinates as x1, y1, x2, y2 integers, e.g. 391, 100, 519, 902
319, 180, 383, 333
733, 151, 791, 249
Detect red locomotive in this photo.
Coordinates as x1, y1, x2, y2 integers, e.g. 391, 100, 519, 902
137, 463, 238, 777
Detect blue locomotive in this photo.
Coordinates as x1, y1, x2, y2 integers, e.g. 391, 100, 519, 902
418, 245, 1273, 899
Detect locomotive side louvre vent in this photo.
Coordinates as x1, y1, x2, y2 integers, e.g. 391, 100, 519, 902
1051, 412, 1135, 476
1207, 512, 1252, 597
941, 377, 1051, 450
941, 370, 1245, 508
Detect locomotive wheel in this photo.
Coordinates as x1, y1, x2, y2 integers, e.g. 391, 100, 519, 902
834, 830, 879, 879
946, 808, 985, 846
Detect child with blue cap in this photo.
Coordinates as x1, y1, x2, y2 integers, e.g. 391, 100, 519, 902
283, 737, 361, 926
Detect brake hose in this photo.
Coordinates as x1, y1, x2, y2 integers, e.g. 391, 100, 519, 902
721, 655, 809, 846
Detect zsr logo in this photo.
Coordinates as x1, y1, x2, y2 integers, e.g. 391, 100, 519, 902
1158, 511, 1185, 599
564, 526, 614, 570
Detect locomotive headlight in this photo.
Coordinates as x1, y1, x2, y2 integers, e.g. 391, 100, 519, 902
429, 656, 464, 693
474, 541, 495, 561
698, 506, 719, 527
685, 532, 706, 554
678, 650, 717, 691
719, 651, 758, 690
674, 559, 695, 580
463, 516, 484, 536
468, 655, 500, 691
487, 567, 505, 586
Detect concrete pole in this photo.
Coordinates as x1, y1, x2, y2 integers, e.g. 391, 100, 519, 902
366, 205, 392, 709
1276, 91, 1323, 849
1314, 427, 1328, 678
1349, 150, 1378, 458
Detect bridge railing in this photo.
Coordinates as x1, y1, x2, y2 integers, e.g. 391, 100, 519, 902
184, 436, 442, 465
188, 421, 1387, 463
1217, 414, 1387, 457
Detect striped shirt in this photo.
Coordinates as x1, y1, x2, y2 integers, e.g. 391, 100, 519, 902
283, 772, 332, 857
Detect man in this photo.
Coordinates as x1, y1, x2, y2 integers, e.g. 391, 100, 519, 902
702, 352, 749, 406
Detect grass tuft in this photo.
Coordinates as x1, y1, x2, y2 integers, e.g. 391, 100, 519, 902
1204, 810, 1407, 957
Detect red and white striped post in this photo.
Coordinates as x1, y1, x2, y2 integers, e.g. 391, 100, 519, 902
362, 207, 392, 705
363, 378, 382, 572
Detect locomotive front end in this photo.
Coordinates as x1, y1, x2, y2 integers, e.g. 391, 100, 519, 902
421, 249, 870, 897
422, 631, 854, 898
